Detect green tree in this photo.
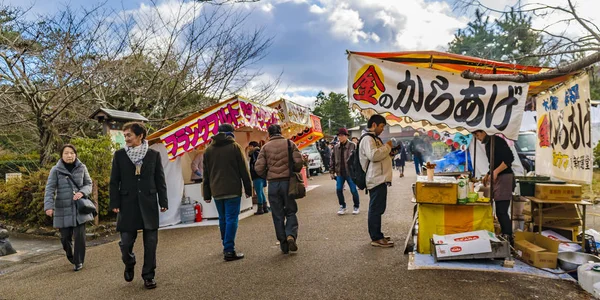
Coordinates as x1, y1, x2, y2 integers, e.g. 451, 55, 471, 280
312, 91, 355, 135
448, 8, 543, 66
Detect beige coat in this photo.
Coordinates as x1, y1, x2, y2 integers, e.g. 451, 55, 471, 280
191, 151, 203, 181
359, 131, 393, 190
255, 135, 303, 181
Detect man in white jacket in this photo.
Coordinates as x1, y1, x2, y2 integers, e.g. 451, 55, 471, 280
359, 114, 394, 248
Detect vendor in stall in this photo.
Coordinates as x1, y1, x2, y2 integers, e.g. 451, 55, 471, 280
472, 130, 515, 242
190, 147, 204, 183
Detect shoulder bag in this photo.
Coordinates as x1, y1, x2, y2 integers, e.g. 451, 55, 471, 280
287, 140, 306, 199
61, 172, 98, 216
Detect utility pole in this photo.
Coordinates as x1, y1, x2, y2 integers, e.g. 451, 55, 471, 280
328, 118, 331, 135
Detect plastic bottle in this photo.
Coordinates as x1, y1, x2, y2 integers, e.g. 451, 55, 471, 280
457, 176, 468, 204
578, 262, 600, 295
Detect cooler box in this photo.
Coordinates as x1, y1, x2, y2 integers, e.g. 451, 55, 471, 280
415, 177, 458, 204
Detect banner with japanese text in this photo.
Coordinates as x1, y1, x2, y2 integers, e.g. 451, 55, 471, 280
159, 98, 280, 160
535, 74, 592, 183
347, 54, 529, 140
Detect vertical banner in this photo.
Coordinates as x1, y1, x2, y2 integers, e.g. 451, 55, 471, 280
535, 74, 592, 183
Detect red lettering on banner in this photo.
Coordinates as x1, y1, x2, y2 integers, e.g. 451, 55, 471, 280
352, 65, 385, 105
453, 236, 479, 242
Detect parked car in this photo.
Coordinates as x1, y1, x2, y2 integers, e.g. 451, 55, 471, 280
301, 144, 324, 175
515, 131, 536, 173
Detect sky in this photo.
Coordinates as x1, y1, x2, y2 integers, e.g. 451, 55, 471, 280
7, 0, 599, 107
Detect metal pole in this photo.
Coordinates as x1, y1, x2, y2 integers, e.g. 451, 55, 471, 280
473, 139, 477, 178
490, 136, 495, 203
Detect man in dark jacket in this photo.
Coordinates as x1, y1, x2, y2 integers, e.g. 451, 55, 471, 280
110, 122, 168, 290
203, 124, 252, 261
255, 124, 303, 254
330, 128, 360, 215
320, 141, 331, 172
248, 141, 268, 215
410, 133, 425, 175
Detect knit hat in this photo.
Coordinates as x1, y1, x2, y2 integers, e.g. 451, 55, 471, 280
337, 128, 349, 136
218, 123, 235, 133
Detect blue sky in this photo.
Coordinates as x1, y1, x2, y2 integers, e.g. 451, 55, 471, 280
7, 0, 597, 107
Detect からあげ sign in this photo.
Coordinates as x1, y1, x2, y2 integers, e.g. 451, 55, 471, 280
159, 98, 280, 160
535, 74, 592, 184
347, 54, 529, 140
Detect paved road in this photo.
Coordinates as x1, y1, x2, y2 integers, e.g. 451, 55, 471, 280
0, 163, 590, 299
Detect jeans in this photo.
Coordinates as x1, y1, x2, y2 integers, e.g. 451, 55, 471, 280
414, 156, 423, 175
368, 183, 388, 241
60, 223, 86, 265
214, 197, 241, 253
336, 176, 359, 209
268, 181, 299, 252
495, 200, 512, 236
119, 229, 158, 280
253, 179, 266, 205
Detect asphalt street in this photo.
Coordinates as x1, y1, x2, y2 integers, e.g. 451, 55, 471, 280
0, 163, 591, 299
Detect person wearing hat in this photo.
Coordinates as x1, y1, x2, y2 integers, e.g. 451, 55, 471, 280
203, 123, 253, 261
472, 129, 515, 242
330, 128, 360, 215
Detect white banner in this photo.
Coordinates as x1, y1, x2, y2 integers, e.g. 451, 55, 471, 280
347, 54, 529, 140
535, 74, 593, 184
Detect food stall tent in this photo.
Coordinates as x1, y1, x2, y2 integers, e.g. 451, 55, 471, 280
146, 96, 280, 227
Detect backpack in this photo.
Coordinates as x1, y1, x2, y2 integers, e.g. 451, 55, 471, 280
348, 133, 375, 191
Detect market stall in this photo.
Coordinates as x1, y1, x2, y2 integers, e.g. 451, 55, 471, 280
146, 96, 280, 227
347, 51, 593, 267
268, 99, 324, 150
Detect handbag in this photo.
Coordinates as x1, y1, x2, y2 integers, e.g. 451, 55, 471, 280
61, 172, 98, 216
287, 140, 306, 199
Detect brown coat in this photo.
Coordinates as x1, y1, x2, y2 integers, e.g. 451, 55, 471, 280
329, 141, 356, 176
255, 135, 303, 181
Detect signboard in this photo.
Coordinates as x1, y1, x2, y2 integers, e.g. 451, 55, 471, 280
348, 54, 530, 140
109, 129, 126, 150
535, 74, 592, 183
291, 115, 324, 150
159, 98, 280, 160
271, 99, 311, 127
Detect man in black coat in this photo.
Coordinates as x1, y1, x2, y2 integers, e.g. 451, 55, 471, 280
109, 122, 168, 290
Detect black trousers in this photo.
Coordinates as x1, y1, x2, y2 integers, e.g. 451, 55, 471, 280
119, 230, 158, 280
368, 183, 388, 241
60, 223, 86, 265
495, 200, 512, 236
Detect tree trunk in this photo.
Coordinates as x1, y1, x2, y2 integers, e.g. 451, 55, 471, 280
38, 119, 58, 166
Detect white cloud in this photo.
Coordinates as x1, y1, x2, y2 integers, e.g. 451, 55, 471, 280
261, 3, 275, 13
327, 3, 376, 43
309, 4, 326, 14
123, 0, 203, 55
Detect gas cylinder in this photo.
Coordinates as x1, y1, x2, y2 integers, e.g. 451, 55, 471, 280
194, 201, 202, 222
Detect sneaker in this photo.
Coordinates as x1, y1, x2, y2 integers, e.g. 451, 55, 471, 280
370, 239, 394, 248
352, 207, 360, 215
337, 206, 346, 215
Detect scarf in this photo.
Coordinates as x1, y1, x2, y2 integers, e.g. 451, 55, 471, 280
126, 140, 149, 175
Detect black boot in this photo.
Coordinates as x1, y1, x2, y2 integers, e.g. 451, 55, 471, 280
254, 205, 264, 215
224, 251, 245, 261
262, 202, 269, 214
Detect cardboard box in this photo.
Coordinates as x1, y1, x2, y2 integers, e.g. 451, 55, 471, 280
541, 230, 582, 252
535, 183, 582, 201
514, 232, 560, 269
432, 230, 496, 258
416, 182, 457, 204
525, 204, 581, 227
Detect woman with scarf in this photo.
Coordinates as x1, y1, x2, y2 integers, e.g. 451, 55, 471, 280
44, 144, 93, 272
109, 122, 168, 290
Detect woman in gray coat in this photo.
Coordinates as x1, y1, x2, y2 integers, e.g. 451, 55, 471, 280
44, 144, 93, 271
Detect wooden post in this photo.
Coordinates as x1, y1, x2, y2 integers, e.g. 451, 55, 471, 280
92, 180, 99, 226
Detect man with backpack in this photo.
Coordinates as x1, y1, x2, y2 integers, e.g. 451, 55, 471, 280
358, 115, 394, 248
330, 128, 360, 215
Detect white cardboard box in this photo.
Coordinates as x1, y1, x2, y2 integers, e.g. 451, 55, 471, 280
541, 230, 582, 252
432, 230, 497, 258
